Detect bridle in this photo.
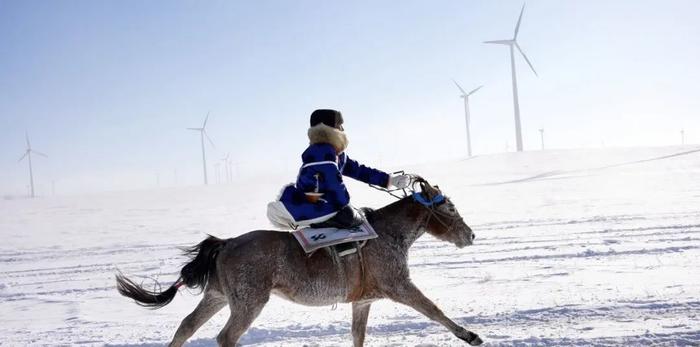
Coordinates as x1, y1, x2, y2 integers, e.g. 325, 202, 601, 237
413, 180, 466, 233
419, 196, 464, 233
369, 173, 465, 233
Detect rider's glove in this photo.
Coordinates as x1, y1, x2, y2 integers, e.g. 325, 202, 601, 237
388, 174, 410, 189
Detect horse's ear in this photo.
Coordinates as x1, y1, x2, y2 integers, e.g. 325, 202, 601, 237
420, 180, 440, 201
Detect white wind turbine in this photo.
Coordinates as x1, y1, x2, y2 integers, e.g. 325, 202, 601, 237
484, 3, 538, 152
681, 129, 685, 145
18, 132, 47, 198
452, 79, 483, 157
214, 162, 221, 184
221, 152, 232, 183
187, 112, 215, 185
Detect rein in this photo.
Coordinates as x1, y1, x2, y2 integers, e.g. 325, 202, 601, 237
369, 173, 463, 231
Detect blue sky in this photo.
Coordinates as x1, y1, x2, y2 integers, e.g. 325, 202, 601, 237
1, 0, 699, 195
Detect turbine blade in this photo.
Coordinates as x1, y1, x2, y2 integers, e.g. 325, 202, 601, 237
451, 79, 467, 95
187, 127, 203, 131
468, 85, 484, 96
203, 111, 210, 129
204, 130, 215, 149
516, 43, 538, 76
483, 39, 513, 45
25, 132, 31, 149
33, 150, 48, 158
514, 3, 526, 39
18, 151, 28, 162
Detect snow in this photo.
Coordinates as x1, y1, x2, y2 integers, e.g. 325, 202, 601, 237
1, 146, 699, 346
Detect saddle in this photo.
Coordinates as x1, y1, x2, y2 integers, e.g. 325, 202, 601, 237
292, 220, 378, 255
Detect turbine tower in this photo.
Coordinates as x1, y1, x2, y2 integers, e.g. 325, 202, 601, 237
187, 112, 215, 185
485, 3, 537, 152
221, 152, 232, 183
18, 132, 47, 198
539, 128, 544, 150
452, 80, 483, 157
681, 129, 685, 145
214, 162, 221, 184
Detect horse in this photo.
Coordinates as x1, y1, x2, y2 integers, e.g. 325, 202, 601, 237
116, 178, 483, 346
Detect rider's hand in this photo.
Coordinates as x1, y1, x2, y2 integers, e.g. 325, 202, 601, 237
388, 174, 410, 189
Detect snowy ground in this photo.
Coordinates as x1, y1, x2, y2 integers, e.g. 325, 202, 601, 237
2, 146, 700, 346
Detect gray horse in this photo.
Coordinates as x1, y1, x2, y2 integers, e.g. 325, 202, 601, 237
116, 179, 483, 346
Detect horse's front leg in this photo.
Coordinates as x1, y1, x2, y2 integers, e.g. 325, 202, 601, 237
388, 282, 483, 346
351, 301, 372, 347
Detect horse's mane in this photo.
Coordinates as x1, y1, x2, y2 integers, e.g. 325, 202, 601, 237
361, 195, 413, 226
359, 207, 376, 225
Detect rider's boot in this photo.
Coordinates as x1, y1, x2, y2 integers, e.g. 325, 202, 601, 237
310, 206, 363, 257
310, 205, 364, 229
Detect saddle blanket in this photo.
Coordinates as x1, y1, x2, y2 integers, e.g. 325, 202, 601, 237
292, 222, 378, 254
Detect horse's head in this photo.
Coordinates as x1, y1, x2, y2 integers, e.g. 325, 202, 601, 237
414, 178, 475, 248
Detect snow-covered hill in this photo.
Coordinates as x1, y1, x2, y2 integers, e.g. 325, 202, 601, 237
2, 146, 699, 346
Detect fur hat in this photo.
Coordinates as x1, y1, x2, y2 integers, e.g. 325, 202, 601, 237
308, 123, 348, 153
310, 109, 344, 128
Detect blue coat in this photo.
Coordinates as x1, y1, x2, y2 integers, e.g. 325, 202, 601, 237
279, 143, 390, 223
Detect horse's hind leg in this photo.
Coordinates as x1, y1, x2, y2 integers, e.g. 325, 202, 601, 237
216, 292, 270, 347
169, 289, 227, 347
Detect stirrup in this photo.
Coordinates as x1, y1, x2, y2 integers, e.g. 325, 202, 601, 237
335, 242, 357, 257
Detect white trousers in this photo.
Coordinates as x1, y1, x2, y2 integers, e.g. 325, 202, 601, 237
266, 201, 337, 230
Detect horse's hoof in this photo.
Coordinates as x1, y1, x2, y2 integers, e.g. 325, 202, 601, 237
459, 331, 483, 345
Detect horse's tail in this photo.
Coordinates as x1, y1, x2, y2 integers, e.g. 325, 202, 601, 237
116, 235, 227, 309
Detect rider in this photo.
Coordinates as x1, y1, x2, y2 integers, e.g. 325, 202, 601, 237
267, 109, 410, 230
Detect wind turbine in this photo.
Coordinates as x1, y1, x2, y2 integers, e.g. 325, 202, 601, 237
221, 152, 232, 183
539, 128, 544, 150
452, 79, 483, 157
214, 162, 221, 184
681, 129, 685, 145
187, 112, 215, 185
484, 3, 538, 152
18, 132, 47, 198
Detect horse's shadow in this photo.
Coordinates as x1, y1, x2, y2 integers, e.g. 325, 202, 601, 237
106, 338, 215, 347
